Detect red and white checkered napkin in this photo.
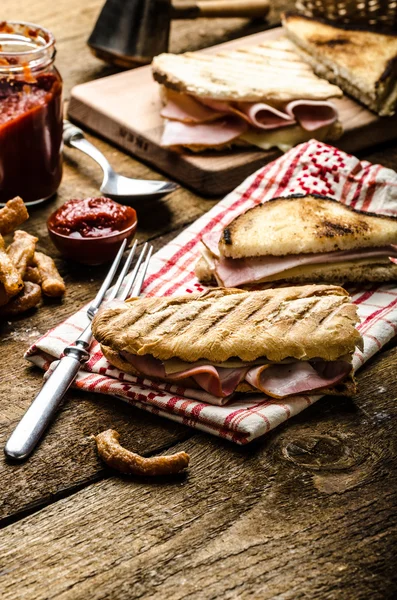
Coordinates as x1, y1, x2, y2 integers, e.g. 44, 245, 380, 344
26, 140, 397, 444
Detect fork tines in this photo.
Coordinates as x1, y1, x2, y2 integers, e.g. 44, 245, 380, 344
89, 241, 153, 320
118, 242, 153, 301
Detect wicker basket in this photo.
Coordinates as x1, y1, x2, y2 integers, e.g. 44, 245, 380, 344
295, 0, 397, 31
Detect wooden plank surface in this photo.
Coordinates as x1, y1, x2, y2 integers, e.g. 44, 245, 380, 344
1, 1, 397, 599
1, 346, 396, 599
68, 28, 397, 196
0, 0, 280, 526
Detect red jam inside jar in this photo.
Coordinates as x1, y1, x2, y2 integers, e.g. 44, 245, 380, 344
51, 197, 136, 239
0, 22, 63, 206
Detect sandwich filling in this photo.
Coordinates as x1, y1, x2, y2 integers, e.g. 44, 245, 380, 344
160, 89, 339, 150
120, 351, 352, 399
201, 231, 397, 286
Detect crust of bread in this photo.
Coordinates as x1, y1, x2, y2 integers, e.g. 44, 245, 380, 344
152, 38, 342, 103
219, 195, 397, 258
195, 254, 397, 286
92, 286, 361, 364
282, 12, 397, 116
195, 255, 216, 284
101, 342, 357, 398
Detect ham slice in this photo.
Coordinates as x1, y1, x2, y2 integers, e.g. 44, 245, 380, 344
120, 351, 352, 400
121, 351, 246, 397
213, 246, 397, 287
160, 90, 226, 123
160, 92, 338, 136
236, 100, 338, 131
202, 231, 222, 257
237, 102, 295, 130
245, 360, 351, 398
286, 100, 337, 131
161, 117, 248, 148
192, 367, 248, 397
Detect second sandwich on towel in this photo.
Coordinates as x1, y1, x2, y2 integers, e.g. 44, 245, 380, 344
196, 194, 397, 287
92, 285, 362, 405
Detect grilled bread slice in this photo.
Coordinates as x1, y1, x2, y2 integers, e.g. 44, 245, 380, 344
219, 195, 397, 258
92, 285, 361, 364
282, 12, 397, 116
152, 38, 343, 103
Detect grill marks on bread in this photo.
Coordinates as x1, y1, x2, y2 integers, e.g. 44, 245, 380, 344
219, 195, 397, 258
282, 12, 397, 116
151, 38, 342, 103
92, 286, 361, 364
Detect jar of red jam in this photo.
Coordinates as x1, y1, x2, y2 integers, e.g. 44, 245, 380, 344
0, 22, 63, 206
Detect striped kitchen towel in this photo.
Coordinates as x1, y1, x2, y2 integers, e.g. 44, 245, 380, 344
26, 140, 397, 444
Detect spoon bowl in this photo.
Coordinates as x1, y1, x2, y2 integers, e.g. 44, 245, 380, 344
63, 120, 179, 203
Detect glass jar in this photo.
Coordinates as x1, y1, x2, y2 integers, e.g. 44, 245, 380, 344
0, 22, 63, 206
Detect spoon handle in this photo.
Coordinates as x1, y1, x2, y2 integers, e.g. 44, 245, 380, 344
63, 120, 112, 186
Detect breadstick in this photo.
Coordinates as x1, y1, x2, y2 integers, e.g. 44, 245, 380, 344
0, 281, 41, 316
23, 266, 42, 285
95, 429, 190, 476
0, 197, 29, 236
33, 251, 65, 297
0, 235, 24, 297
7, 230, 38, 278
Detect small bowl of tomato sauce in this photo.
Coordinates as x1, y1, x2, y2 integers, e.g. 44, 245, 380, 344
47, 197, 137, 265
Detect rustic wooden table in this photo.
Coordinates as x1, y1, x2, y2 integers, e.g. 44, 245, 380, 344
1, 1, 396, 599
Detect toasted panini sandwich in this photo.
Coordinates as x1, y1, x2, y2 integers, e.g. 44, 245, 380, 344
282, 12, 397, 116
195, 195, 397, 287
92, 286, 362, 401
151, 38, 343, 152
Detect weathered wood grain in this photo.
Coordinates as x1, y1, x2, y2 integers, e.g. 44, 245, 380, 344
1, 0, 219, 523
0, 221, 201, 523
0, 346, 396, 600
1, 1, 396, 598
0, 388, 193, 524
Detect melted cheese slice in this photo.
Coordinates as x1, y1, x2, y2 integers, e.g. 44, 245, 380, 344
239, 123, 331, 152
164, 357, 296, 375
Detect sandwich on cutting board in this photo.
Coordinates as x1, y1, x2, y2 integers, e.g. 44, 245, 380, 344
195, 195, 397, 287
282, 12, 397, 117
92, 285, 362, 403
151, 39, 343, 151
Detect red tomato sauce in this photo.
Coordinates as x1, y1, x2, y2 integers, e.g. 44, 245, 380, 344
51, 197, 136, 238
0, 72, 63, 204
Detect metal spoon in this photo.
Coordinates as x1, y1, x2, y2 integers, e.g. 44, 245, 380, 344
63, 120, 178, 202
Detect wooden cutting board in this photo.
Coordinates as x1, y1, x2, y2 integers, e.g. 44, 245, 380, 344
68, 27, 397, 197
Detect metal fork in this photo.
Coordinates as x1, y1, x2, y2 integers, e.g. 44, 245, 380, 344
4, 240, 153, 462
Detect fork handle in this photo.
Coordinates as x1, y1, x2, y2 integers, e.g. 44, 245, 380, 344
4, 345, 90, 461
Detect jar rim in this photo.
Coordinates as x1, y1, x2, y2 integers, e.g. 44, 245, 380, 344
0, 21, 55, 56
0, 21, 56, 74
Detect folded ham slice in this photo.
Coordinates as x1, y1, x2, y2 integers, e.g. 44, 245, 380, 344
202, 231, 222, 257
160, 92, 338, 141
245, 360, 351, 399
287, 100, 338, 131
120, 351, 351, 401
237, 102, 295, 130
209, 246, 397, 287
160, 90, 225, 123
121, 351, 247, 397
161, 117, 248, 148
